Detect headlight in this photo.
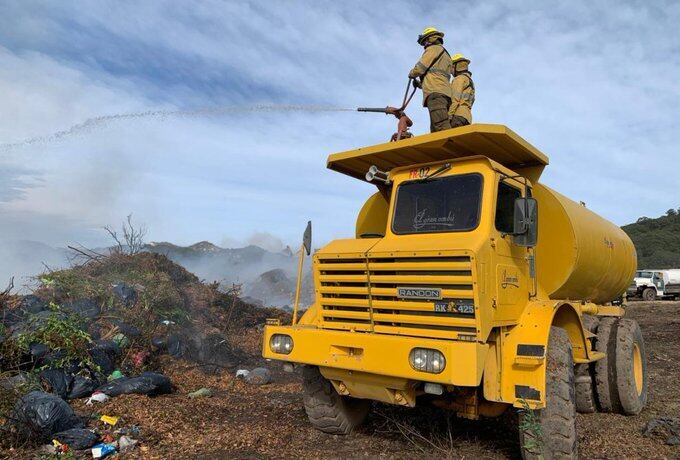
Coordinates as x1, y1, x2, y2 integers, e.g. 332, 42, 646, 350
269, 334, 293, 354
409, 348, 446, 374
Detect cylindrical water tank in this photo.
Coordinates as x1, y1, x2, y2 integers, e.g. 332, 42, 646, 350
533, 184, 637, 304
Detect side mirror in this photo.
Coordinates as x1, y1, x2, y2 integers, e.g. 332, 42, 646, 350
513, 197, 538, 247
303, 221, 312, 256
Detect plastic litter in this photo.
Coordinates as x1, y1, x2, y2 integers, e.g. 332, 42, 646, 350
11, 391, 83, 442
108, 370, 125, 381
62, 298, 101, 319
118, 435, 138, 452
96, 372, 172, 397
643, 417, 680, 446
100, 414, 119, 426
245, 367, 272, 385
91, 442, 117, 458
112, 333, 130, 349
53, 428, 99, 450
112, 283, 137, 306
115, 425, 141, 436
132, 350, 149, 368
235, 369, 250, 379
188, 388, 213, 399
39, 369, 72, 399
86, 391, 110, 405
69, 375, 100, 399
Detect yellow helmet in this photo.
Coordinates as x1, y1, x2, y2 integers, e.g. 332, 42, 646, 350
451, 53, 470, 64
417, 27, 444, 45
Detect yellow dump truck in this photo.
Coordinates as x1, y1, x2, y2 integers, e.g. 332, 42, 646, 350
262, 124, 646, 459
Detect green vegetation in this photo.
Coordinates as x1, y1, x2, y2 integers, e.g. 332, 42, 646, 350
622, 208, 680, 268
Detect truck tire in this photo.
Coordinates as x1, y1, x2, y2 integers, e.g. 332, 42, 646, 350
519, 327, 578, 460
593, 317, 622, 413
615, 319, 647, 415
575, 314, 599, 413
302, 366, 370, 435
642, 288, 656, 301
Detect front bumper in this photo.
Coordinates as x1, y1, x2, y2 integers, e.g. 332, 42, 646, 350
262, 325, 488, 387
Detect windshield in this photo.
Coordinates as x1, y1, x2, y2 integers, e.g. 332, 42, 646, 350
392, 173, 482, 234
637, 271, 653, 278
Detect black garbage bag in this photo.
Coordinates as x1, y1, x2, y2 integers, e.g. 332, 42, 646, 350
112, 320, 141, 337
11, 391, 83, 442
151, 336, 167, 351
167, 334, 186, 357
29, 342, 49, 362
96, 372, 172, 397
68, 375, 100, 399
112, 283, 137, 307
39, 369, 73, 399
89, 348, 115, 376
62, 299, 101, 320
22, 295, 48, 314
53, 428, 99, 450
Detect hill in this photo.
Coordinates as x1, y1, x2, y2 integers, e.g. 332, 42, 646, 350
622, 209, 680, 268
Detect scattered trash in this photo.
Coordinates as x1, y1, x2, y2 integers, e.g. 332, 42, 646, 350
100, 414, 119, 426
118, 435, 138, 452
52, 439, 69, 454
112, 320, 141, 337
53, 428, 99, 450
101, 433, 116, 444
188, 387, 213, 399
107, 370, 125, 381
236, 369, 250, 379
111, 333, 130, 349
0, 372, 28, 390
643, 417, 680, 446
39, 368, 72, 399
112, 283, 137, 306
161, 320, 175, 326
70, 375, 100, 399
97, 372, 172, 397
132, 350, 149, 368
11, 391, 83, 442
62, 298, 101, 320
86, 391, 110, 405
115, 425, 141, 437
91, 442, 117, 458
40, 443, 57, 455
245, 367, 272, 385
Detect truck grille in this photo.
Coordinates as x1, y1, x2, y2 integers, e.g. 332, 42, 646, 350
316, 254, 477, 340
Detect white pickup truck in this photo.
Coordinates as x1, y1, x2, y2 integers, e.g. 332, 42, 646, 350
627, 269, 680, 301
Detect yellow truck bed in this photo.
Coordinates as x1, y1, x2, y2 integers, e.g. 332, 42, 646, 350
327, 124, 549, 182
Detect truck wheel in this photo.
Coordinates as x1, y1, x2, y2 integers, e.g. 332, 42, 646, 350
642, 288, 656, 301
575, 314, 599, 413
519, 327, 578, 459
302, 366, 371, 435
594, 317, 622, 412
615, 319, 647, 415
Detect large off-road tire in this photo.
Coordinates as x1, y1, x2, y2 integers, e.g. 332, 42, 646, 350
519, 327, 578, 460
302, 366, 371, 435
594, 317, 622, 413
575, 315, 599, 413
615, 319, 648, 415
642, 288, 656, 301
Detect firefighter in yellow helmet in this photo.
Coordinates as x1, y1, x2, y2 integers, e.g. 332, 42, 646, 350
448, 53, 475, 128
408, 27, 452, 132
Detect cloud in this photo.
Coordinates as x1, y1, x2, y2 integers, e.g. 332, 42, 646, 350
0, 0, 679, 284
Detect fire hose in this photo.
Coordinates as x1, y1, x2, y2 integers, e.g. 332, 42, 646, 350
357, 78, 418, 142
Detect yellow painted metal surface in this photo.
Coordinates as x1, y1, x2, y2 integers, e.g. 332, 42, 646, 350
262, 325, 488, 386
534, 184, 637, 304
327, 124, 548, 183
263, 126, 636, 411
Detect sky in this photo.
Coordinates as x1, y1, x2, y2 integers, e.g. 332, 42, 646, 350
1, 0, 679, 254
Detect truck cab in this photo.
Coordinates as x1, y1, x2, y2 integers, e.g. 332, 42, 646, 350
262, 124, 647, 459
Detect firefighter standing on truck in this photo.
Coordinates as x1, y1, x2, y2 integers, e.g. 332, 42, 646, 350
448, 53, 475, 127
408, 27, 452, 132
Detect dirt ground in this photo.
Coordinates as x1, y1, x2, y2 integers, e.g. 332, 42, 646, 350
4, 301, 679, 459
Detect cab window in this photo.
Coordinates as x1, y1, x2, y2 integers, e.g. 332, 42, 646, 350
495, 181, 521, 233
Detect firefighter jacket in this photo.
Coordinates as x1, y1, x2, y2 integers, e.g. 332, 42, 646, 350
408, 44, 452, 106
448, 72, 475, 123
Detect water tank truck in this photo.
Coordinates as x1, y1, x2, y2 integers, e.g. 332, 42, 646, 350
262, 124, 646, 459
